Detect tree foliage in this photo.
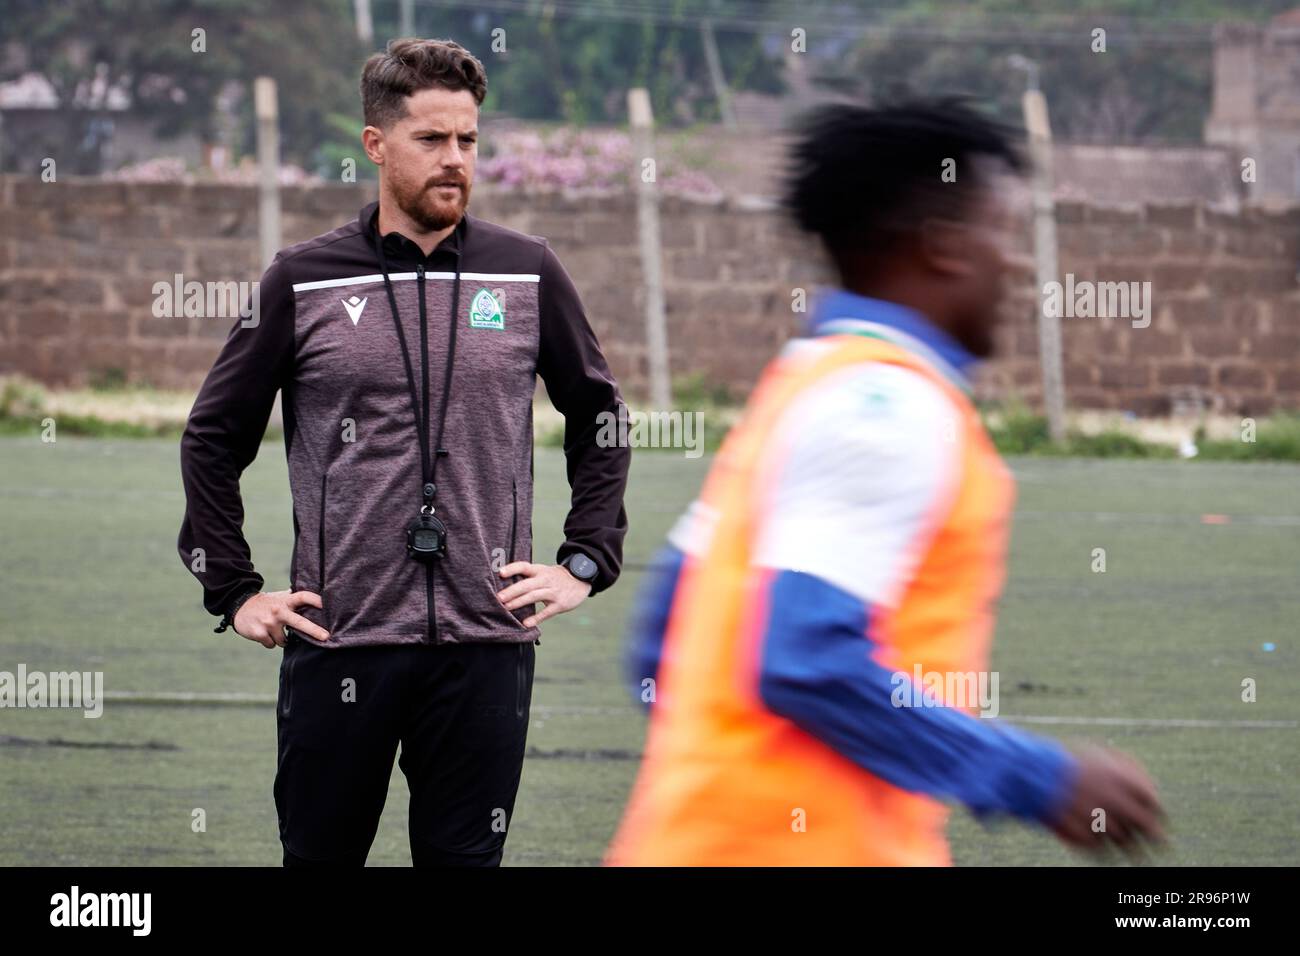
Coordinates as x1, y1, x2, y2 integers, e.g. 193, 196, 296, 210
0, 0, 363, 167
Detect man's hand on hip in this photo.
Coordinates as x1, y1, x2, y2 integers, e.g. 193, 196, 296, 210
496, 563, 592, 629
233, 590, 330, 648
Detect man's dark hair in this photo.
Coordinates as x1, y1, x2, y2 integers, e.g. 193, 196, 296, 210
361, 37, 487, 128
783, 98, 1025, 260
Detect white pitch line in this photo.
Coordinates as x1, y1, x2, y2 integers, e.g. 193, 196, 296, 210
1002, 715, 1297, 729
103, 691, 275, 705
7, 486, 1297, 526
3, 474, 1297, 526
1015, 510, 1300, 527
97, 692, 1298, 728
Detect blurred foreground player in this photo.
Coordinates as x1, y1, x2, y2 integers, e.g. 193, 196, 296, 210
607, 100, 1165, 866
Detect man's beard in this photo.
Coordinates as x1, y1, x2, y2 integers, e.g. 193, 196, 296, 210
395, 176, 470, 232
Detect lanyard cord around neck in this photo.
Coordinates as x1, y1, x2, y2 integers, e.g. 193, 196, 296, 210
371, 220, 463, 510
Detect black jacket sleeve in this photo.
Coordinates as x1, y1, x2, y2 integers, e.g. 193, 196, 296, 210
177, 255, 295, 617
536, 241, 631, 595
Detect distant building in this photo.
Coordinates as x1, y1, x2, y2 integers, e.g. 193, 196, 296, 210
1205, 11, 1300, 202
0, 72, 203, 175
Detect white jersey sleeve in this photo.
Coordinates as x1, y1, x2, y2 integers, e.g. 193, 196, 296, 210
749, 362, 963, 609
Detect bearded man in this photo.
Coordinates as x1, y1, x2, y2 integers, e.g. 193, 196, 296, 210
178, 37, 630, 866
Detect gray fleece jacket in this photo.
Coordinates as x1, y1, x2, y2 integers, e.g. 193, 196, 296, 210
178, 201, 631, 647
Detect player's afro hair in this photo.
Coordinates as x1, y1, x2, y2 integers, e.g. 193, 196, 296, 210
782, 98, 1026, 257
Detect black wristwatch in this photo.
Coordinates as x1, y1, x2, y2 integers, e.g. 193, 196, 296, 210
561, 552, 599, 584
214, 589, 260, 634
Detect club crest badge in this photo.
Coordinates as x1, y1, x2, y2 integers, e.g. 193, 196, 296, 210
469, 288, 504, 330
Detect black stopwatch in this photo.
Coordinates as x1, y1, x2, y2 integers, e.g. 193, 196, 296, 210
406, 508, 448, 562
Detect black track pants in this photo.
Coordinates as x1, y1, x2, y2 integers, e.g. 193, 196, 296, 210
274, 634, 535, 866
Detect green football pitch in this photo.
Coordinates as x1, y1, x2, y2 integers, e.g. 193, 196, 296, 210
1, 437, 1296, 865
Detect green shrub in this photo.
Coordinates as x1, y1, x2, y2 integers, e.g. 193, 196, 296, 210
672, 371, 734, 410
987, 403, 1052, 455
1063, 430, 1175, 459
1197, 414, 1300, 462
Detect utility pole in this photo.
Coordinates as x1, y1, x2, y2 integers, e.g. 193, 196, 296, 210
400, 0, 415, 37
354, 0, 374, 46
254, 77, 282, 272
628, 88, 671, 411
699, 19, 737, 130
1011, 55, 1066, 443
